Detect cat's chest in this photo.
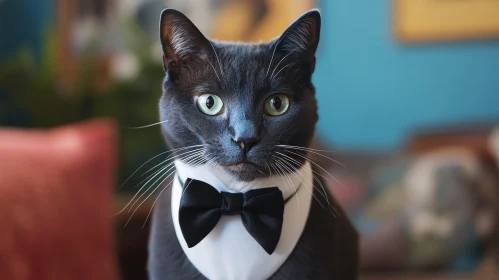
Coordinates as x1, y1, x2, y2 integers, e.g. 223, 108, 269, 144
170, 161, 313, 280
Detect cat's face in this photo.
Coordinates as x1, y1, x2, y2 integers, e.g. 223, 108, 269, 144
159, 9, 321, 181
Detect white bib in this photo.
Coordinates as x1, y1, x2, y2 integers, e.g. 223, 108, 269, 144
171, 160, 313, 280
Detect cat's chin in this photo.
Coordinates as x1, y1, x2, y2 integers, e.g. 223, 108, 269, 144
222, 162, 268, 182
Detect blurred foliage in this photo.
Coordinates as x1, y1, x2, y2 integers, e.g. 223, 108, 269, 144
0, 18, 167, 193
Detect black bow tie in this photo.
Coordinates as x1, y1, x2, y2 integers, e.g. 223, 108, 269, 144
178, 177, 287, 255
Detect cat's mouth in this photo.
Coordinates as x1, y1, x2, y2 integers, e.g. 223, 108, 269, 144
223, 160, 260, 169
221, 160, 267, 181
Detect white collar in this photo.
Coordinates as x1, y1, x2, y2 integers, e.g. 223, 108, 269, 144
171, 160, 313, 280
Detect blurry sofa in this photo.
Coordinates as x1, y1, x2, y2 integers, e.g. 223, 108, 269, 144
0, 119, 118, 280
320, 124, 499, 280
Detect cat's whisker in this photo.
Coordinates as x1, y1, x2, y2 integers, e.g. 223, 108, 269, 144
265, 36, 284, 78
131, 160, 174, 191
166, 155, 216, 202
276, 144, 339, 154
273, 155, 330, 213
269, 163, 287, 196
276, 152, 339, 216
180, 170, 197, 197
276, 152, 331, 191
118, 145, 206, 190
278, 153, 339, 196
264, 162, 272, 176
141, 176, 175, 228
137, 147, 206, 179
117, 150, 170, 190
280, 150, 342, 185
207, 60, 222, 83
271, 62, 293, 79
114, 150, 205, 217
123, 170, 174, 227
126, 152, 206, 228
307, 166, 341, 217
256, 167, 265, 176
128, 150, 205, 212
205, 156, 219, 170
209, 41, 224, 76
122, 119, 169, 130
128, 164, 177, 212
112, 163, 172, 217
142, 155, 209, 228
276, 145, 346, 167
180, 155, 215, 196
269, 53, 292, 79
126, 172, 175, 228
272, 158, 300, 213
184, 155, 218, 184
270, 161, 296, 213
127, 148, 205, 199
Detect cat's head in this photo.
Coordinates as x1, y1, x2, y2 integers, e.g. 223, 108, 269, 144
159, 9, 321, 181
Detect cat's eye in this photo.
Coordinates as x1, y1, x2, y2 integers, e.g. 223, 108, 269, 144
197, 94, 224, 115
265, 94, 290, 116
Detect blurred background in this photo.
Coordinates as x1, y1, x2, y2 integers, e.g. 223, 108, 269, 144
1, 0, 499, 279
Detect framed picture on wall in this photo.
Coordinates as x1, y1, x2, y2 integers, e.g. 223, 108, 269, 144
206, 0, 316, 42
394, 0, 499, 43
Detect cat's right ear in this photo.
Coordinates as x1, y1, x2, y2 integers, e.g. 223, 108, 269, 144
273, 10, 321, 57
159, 9, 211, 72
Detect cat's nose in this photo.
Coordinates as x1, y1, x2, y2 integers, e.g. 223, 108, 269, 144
234, 137, 260, 154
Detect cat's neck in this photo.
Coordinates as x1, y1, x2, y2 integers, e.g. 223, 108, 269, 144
174, 160, 307, 196
171, 159, 314, 280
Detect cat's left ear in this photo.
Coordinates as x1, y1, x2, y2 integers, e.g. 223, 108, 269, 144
274, 9, 321, 56
159, 9, 212, 72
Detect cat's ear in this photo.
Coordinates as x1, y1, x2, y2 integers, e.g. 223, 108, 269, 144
274, 9, 321, 56
159, 9, 211, 70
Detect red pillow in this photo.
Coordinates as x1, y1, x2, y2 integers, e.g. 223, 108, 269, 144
0, 119, 118, 280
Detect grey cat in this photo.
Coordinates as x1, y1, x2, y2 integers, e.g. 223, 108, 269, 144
148, 8, 359, 279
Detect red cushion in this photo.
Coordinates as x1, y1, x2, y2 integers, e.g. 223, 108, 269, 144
0, 119, 118, 280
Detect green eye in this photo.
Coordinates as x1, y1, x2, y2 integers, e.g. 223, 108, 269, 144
265, 94, 290, 116
197, 94, 224, 115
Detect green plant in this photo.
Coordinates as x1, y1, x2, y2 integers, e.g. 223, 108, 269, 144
0, 20, 168, 193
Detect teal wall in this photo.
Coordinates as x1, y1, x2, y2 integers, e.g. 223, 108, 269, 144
0, 0, 54, 61
314, 0, 499, 150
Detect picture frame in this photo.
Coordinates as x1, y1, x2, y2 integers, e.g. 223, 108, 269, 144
394, 0, 499, 43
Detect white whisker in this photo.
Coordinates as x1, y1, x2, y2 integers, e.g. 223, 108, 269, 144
126, 152, 205, 228
137, 147, 205, 179
273, 159, 300, 213
209, 41, 224, 76
269, 53, 292, 79
282, 150, 342, 185
276, 144, 339, 154
114, 149, 205, 217
276, 152, 338, 216
207, 60, 222, 82
277, 145, 346, 167
117, 150, 170, 190
273, 156, 326, 212
118, 145, 205, 190
266, 37, 284, 78
122, 119, 169, 129
271, 62, 293, 79
128, 150, 205, 212
142, 155, 209, 228
125, 148, 204, 196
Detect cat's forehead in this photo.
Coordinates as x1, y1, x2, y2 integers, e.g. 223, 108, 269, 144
207, 42, 274, 90
215, 42, 271, 70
